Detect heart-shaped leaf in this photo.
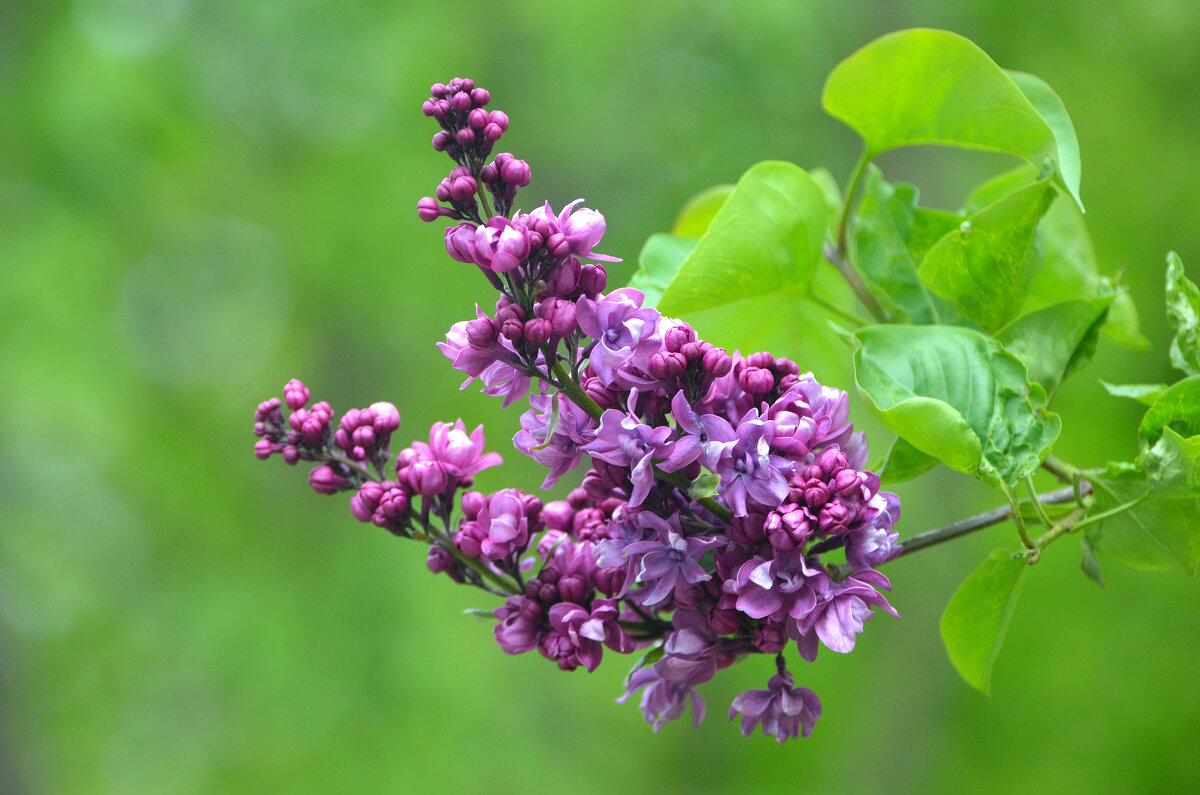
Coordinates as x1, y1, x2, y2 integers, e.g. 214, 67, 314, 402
940, 549, 1028, 695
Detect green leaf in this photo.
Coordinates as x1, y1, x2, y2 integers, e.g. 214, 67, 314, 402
1080, 536, 1105, 587
877, 436, 939, 484
1141, 427, 1200, 498
852, 325, 1061, 487
625, 643, 664, 685
1165, 251, 1200, 376
1101, 289, 1151, 349
464, 608, 499, 621
1006, 70, 1083, 210
919, 179, 1054, 332
671, 184, 734, 237
657, 160, 828, 317
688, 471, 721, 500
628, 234, 698, 307
823, 29, 1058, 170
808, 167, 843, 235
1139, 375, 1200, 447
940, 549, 1027, 695
850, 165, 961, 324
1086, 462, 1200, 575
1100, 380, 1167, 406
996, 295, 1113, 398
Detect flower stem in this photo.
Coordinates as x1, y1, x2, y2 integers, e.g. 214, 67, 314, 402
894, 485, 1082, 558
829, 148, 887, 324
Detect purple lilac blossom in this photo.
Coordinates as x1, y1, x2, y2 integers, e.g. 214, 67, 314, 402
575, 289, 662, 388
729, 668, 822, 742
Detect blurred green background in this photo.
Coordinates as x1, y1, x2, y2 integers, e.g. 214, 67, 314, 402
4, 1, 1200, 792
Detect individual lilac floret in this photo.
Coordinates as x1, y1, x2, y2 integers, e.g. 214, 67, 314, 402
618, 667, 708, 732
729, 664, 822, 742
493, 595, 544, 654
514, 392, 597, 489
716, 412, 792, 517
623, 523, 723, 607
455, 488, 541, 562
582, 394, 673, 507
544, 599, 635, 671
410, 419, 503, 481
793, 569, 898, 654
524, 200, 621, 263
576, 289, 662, 388
660, 391, 736, 473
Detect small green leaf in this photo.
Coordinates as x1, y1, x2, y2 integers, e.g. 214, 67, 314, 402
1101, 289, 1151, 350
940, 549, 1027, 695
1080, 536, 1105, 587
996, 295, 1113, 397
1166, 251, 1200, 377
1086, 462, 1200, 575
688, 471, 721, 500
919, 179, 1054, 332
808, 167, 843, 235
671, 185, 734, 237
1100, 380, 1167, 406
1139, 375, 1200, 447
1141, 427, 1200, 498
851, 165, 962, 324
877, 436, 940, 484
464, 608, 499, 621
658, 160, 828, 317
628, 234, 698, 307
625, 643, 664, 685
1006, 70, 1083, 210
852, 325, 1061, 487
823, 30, 1058, 173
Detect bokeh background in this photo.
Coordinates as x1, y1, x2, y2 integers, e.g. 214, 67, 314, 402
4, 1, 1200, 792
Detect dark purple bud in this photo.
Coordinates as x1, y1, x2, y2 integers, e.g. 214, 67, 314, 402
754, 622, 788, 654
489, 110, 509, 131
426, 546, 455, 576
524, 318, 552, 347
465, 317, 497, 346
470, 87, 490, 105
499, 156, 530, 186
680, 341, 702, 362
284, 379, 310, 410
445, 223, 478, 263
747, 351, 774, 369
449, 175, 478, 202
467, 108, 489, 129
455, 128, 475, 147
579, 264, 606, 295
351, 481, 385, 522
282, 445, 300, 465
483, 123, 504, 142
309, 464, 349, 495
408, 460, 448, 496
421, 99, 437, 116
663, 324, 695, 353
432, 130, 450, 151
430, 82, 448, 97
834, 469, 863, 495
370, 402, 400, 434
254, 439, 273, 459
818, 448, 848, 476
740, 366, 774, 395
500, 317, 524, 341
480, 163, 498, 183
451, 91, 472, 112
594, 566, 626, 597
703, 346, 733, 377
546, 232, 570, 257
461, 490, 486, 519
804, 482, 830, 509
647, 351, 687, 380
541, 500, 575, 531
417, 196, 444, 222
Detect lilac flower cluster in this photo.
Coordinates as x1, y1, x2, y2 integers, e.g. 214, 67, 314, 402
254, 79, 902, 743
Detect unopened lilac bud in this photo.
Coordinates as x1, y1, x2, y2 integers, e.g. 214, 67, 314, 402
746, 351, 774, 369
818, 448, 848, 476
680, 341, 702, 362
541, 500, 575, 531
370, 402, 400, 434
465, 317, 497, 346
804, 482, 830, 509
470, 87, 490, 105
352, 426, 376, 449
449, 175, 478, 203
579, 264, 606, 295
417, 196, 444, 222
282, 445, 300, 465
427, 545, 454, 574
483, 123, 503, 142
421, 99, 437, 116
703, 346, 733, 377
351, 481, 385, 522
430, 82, 448, 98
255, 397, 282, 422
499, 157, 530, 186
432, 130, 450, 151
754, 622, 788, 654
480, 163, 498, 183
467, 108, 488, 129
284, 379, 310, 410
460, 491, 485, 519
500, 316, 524, 341
542, 297, 576, 338
489, 110, 509, 132
455, 128, 475, 147
409, 460, 448, 496
459, 78, 475, 92
663, 324, 695, 353
558, 575, 589, 605
451, 91, 472, 112
524, 317, 551, 347
740, 366, 774, 395
309, 464, 349, 495
648, 351, 687, 380
546, 232, 569, 257
834, 469, 863, 496
445, 223, 478, 263
254, 439, 274, 459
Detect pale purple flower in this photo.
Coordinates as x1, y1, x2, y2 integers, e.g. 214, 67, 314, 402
716, 412, 792, 516
619, 667, 708, 732
455, 488, 535, 561
582, 394, 673, 507
514, 392, 597, 488
524, 199, 621, 262
729, 669, 821, 742
793, 569, 897, 654
472, 216, 531, 273
660, 391, 736, 473
846, 492, 902, 570
576, 289, 662, 388
726, 550, 827, 623
623, 529, 722, 607
545, 598, 635, 671
410, 419, 502, 479
493, 595, 544, 654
